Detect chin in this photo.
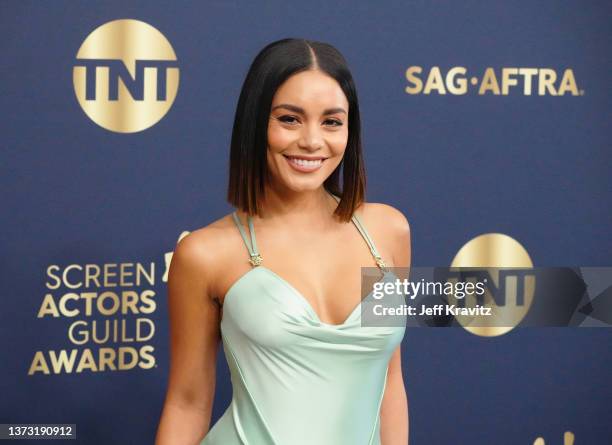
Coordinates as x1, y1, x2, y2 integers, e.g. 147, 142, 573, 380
283, 180, 325, 193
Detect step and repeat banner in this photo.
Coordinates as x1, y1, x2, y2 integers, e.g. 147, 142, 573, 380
1, 1, 610, 444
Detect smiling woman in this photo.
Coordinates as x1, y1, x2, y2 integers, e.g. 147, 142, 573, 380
155, 38, 411, 445
268, 71, 348, 180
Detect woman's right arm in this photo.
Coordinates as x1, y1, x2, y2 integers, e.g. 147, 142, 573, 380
155, 232, 221, 445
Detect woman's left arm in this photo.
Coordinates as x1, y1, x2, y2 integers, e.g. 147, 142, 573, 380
379, 205, 411, 445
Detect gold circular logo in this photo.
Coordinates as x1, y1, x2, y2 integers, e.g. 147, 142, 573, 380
73, 19, 179, 133
450, 233, 534, 337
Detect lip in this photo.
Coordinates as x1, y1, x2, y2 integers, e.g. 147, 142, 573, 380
283, 154, 327, 173
283, 154, 328, 161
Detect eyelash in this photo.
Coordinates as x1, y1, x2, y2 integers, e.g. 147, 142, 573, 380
278, 115, 343, 127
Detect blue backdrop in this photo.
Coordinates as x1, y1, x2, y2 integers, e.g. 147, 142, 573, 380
1, 1, 610, 444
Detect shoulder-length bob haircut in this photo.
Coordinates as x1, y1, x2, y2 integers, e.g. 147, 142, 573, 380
227, 38, 366, 222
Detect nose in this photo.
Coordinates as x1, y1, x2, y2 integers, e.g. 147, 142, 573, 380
297, 121, 324, 151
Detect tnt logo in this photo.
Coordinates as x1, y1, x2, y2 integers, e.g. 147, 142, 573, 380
73, 19, 179, 133
449, 233, 534, 337
534, 431, 575, 445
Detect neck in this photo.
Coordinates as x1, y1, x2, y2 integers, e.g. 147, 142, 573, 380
256, 186, 338, 228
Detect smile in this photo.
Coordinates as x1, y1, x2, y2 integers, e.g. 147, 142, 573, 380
283, 155, 327, 173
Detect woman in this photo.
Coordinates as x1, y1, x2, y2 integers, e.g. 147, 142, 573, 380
155, 38, 411, 445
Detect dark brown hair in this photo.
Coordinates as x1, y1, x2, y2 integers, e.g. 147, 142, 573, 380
227, 38, 366, 222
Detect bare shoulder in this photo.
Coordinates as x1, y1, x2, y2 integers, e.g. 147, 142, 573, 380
170, 212, 240, 300
356, 201, 411, 267
174, 215, 231, 265
358, 201, 411, 237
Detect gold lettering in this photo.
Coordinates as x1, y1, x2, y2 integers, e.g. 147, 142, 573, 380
501, 68, 519, 95
37, 293, 61, 318
28, 351, 50, 375
49, 349, 79, 373
423, 67, 446, 94
46, 265, 62, 290
81, 292, 97, 316
139, 345, 156, 369
539, 69, 557, 95
85, 264, 102, 288
28, 346, 156, 374
76, 348, 98, 373
122, 290, 140, 314
557, 69, 579, 96
140, 289, 157, 314
99, 348, 117, 371
137, 262, 155, 286
59, 293, 80, 317
68, 320, 89, 345
98, 291, 120, 315
118, 347, 139, 370
479, 68, 500, 95
137, 318, 155, 341
104, 263, 118, 287
120, 263, 134, 286
64, 264, 83, 289
446, 67, 467, 95
405, 66, 423, 94
519, 68, 538, 95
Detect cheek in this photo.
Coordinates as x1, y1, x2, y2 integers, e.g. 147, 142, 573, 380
329, 129, 349, 156
267, 124, 294, 151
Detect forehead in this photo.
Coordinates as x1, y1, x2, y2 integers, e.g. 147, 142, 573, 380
272, 70, 348, 109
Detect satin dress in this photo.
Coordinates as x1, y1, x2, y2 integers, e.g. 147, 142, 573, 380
201, 193, 406, 445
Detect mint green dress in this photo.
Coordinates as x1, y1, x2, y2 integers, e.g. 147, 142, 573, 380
201, 193, 406, 445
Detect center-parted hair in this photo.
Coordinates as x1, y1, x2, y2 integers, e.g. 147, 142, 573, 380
227, 38, 366, 222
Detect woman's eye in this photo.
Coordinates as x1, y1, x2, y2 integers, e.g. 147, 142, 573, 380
278, 115, 298, 124
277, 116, 342, 127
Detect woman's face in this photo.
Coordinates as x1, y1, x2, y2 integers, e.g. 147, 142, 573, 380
266, 69, 349, 193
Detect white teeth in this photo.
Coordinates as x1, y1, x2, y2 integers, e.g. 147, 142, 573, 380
288, 157, 323, 167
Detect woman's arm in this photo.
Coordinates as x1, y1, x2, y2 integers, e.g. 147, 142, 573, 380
380, 206, 411, 445
155, 232, 221, 445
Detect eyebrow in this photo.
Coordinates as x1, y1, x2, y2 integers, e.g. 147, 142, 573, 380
271, 104, 347, 115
